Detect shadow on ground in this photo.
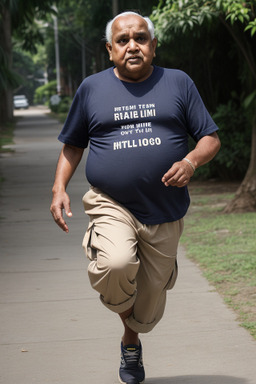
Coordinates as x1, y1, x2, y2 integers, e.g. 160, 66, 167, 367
146, 375, 247, 384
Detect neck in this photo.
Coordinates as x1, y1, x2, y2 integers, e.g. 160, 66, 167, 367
114, 66, 154, 83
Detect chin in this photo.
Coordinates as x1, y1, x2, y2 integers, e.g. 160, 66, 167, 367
115, 64, 151, 82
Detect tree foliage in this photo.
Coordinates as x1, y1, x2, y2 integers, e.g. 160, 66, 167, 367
152, 1, 256, 82
0, 0, 60, 125
152, 1, 256, 37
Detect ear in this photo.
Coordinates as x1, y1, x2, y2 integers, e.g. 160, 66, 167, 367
106, 42, 113, 61
152, 37, 157, 57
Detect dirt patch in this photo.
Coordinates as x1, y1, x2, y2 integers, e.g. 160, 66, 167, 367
188, 180, 240, 195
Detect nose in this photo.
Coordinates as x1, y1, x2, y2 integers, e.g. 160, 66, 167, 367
127, 39, 139, 52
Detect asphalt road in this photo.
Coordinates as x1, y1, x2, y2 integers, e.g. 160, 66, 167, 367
0, 107, 256, 384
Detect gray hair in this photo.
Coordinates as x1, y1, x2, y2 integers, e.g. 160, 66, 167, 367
105, 11, 155, 44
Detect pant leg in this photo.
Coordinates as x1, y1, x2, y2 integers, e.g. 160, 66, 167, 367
126, 219, 184, 334
82, 187, 184, 334
82, 188, 140, 314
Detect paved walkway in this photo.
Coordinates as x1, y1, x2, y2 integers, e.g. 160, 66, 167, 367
1, 107, 256, 384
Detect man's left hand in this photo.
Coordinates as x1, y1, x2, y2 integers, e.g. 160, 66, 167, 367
162, 159, 194, 188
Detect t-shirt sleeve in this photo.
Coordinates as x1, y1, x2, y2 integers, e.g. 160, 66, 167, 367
58, 88, 89, 148
185, 81, 218, 142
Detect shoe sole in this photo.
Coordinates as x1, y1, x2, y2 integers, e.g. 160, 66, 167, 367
118, 372, 145, 384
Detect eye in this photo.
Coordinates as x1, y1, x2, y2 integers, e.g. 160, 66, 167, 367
117, 38, 128, 44
136, 36, 148, 43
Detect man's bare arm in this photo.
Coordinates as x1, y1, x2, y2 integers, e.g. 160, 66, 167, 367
50, 144, 84, 233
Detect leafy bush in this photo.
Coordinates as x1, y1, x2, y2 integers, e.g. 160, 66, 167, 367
34, 81, 57, 104
50, 96, 72, 114
58, 97, 72, 113
34, 81, 72, 115
194, 100, 251, 180
213, 101, 251, 179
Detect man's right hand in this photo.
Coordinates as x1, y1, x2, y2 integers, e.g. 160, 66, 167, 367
50, 191, 72, 233
50, 144, 84, 233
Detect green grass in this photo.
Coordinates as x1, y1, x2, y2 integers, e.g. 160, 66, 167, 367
0, 122, 15, 190
0, 121, 14, 152
181, 183, 256, 339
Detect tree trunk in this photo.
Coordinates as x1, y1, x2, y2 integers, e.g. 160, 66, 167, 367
0, 3, 13, 126
224, 110, 256, 213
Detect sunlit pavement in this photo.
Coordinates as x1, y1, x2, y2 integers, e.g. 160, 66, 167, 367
13, 105, 51, 117
1, 108, 256, 384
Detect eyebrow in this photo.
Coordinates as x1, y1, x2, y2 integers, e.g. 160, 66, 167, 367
115, 31, 149, 40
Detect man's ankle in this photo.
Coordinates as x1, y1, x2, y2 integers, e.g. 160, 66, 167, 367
122, 335, 139, 346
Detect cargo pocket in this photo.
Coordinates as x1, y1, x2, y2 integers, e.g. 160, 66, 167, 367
82, 221, 97, 261
164, 259, 178, 290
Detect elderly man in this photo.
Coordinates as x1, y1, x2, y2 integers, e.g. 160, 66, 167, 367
50, 11, 221, 384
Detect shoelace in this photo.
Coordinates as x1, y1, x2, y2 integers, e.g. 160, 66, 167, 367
122, 348, 141, 367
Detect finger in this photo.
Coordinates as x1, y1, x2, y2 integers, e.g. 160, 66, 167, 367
163, 172, 190, 187
162, 166, 177, 181
50, 206, 69, 233
162, 162, 181, 183
59, 193, 72, 218
56, 215, 69, 233
64, 203, 73, 218
162, 169, 183, 186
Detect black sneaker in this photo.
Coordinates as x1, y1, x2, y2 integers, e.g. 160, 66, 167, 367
118, 341, 145, 384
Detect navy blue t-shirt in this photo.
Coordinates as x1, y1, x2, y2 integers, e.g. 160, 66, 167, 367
58, 66, 218, 224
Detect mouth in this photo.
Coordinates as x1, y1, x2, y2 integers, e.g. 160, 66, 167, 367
127, 56, 142, 63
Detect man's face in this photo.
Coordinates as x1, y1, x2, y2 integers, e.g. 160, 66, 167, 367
106, 15, 157, 82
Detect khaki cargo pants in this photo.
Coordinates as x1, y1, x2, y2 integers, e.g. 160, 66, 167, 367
82, 187, 184, 334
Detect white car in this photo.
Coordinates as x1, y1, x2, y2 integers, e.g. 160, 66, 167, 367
13, 95, 29, 109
